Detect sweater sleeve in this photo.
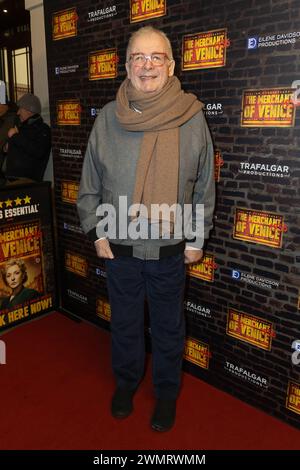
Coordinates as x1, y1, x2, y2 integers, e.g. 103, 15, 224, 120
77, 117, 105, 238
185, 112, 215, 250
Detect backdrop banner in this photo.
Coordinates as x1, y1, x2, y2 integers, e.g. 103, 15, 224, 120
43, 0, 300, 429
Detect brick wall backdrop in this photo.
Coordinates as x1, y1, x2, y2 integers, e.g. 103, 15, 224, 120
44, 0, 300, 429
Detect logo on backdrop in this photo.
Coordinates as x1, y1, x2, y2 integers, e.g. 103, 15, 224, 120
187, 253, 216, 282
67, 289, 88, 304
65, 252, 88, 278
214, 150, 224, 182
184, 299, 212, 319
89, 48, 118, 80
238, 161, 290, 180
59, 148, 82, 159
96, 298, 111, 322
286, 381, 300, 415
61, 181, 79, 204
55, 65, 79, 75
291, 340, 300, 366
52, 8, 78, 41
247, 31, 300, 49
57, 100, 81, 126
224, 360, 269, 389
227, 309, 275, 351
182, 29, 228, 71
87, 5, 117, 22
96, 266, 107, 278
184, 337, 210, 369
241, 88, 295, 127
231, 269, 279, 290
90, 108, 102, 117
63, 222, 83, 234
130, 0, 166, 23
233, 208, 286, 249
203, 102, 223, 116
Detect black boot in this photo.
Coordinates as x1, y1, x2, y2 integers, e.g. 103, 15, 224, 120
111, 387, 135, 419
151, 399, 176, 432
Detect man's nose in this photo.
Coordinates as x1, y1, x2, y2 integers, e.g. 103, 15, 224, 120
143, 58, 153, 69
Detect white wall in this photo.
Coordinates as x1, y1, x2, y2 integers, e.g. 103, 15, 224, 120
25, 0, 53, 182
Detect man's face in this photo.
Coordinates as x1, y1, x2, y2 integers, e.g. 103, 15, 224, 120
126, 32, 175, 94
17, 107, 33, 122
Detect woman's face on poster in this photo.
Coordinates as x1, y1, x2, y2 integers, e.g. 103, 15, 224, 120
5, 264, 23, 289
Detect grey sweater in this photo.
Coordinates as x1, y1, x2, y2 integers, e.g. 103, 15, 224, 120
77, 100, 215, 260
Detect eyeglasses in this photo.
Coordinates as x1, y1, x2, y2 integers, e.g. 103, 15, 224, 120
129, 52, 171, 67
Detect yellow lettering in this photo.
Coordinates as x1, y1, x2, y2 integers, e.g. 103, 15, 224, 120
141, 0, 162, 13
258, 104, 293, 119
8, 307, 29, 323
195, 45, 224, 61
249, 223, 280, 240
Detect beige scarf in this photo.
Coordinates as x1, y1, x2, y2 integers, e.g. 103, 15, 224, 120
116, 76, 203, 223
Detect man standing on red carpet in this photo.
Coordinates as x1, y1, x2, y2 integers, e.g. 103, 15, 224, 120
77, 26, 215, 432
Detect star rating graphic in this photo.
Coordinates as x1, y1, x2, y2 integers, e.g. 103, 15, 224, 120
0, 195, 32, 208
5, 198, 13, 207
15, 197, 23, 206
23, 195, 31, 204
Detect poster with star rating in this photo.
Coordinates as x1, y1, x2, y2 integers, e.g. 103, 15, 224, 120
0, 182, 57, 332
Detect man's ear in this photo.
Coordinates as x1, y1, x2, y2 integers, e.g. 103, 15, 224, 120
168, 60, 175, 77
125, 62, 131, 79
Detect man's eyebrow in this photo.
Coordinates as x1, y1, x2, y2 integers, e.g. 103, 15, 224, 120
130, 51, 166, 54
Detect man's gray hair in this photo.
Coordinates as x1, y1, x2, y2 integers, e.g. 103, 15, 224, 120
126, 26, 174, 62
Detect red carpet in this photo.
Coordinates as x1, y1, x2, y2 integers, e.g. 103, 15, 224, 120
0, 312, 299, 450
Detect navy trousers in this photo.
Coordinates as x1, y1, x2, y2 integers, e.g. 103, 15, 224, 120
105, 253, 186, 400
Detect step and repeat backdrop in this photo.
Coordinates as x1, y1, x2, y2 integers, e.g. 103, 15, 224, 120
44, 0, 300, 429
